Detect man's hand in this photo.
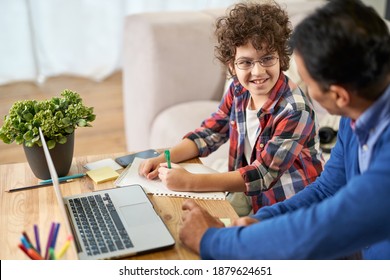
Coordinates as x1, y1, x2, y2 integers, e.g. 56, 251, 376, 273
179, 199, 225, 254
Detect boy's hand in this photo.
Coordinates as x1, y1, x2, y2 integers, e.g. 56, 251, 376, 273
158, 163, 194, 190
138, 156, 165, 180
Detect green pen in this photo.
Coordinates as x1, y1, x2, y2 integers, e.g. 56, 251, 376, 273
164, 150, 171, 169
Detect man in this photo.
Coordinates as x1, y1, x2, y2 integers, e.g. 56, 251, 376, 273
179, 0, 390, 259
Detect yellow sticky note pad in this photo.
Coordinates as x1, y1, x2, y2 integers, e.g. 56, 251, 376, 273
86, 166, 119, 183
219, 218, 231, 227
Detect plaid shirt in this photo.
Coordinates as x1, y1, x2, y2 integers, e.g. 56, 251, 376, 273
185, 73, 324, 212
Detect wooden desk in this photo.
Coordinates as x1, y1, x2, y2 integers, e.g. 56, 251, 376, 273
0, 153, 238, 260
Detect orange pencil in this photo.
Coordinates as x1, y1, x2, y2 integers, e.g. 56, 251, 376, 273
28, 248, 43, 260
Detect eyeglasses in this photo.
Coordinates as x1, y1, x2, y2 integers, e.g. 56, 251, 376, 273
234, 56, 279, 70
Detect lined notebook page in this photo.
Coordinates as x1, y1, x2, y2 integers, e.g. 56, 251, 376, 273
115, 157, 226, 200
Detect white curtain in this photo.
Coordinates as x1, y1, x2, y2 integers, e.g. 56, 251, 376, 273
0, 0, 238, 86
0, 0, 37, 85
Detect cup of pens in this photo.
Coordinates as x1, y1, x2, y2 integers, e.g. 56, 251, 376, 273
19, 222, 73, 260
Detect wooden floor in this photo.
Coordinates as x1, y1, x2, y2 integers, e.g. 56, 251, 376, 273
0, 71, 126, 165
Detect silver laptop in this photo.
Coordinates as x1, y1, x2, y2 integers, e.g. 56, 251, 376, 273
38, 128, 175, 260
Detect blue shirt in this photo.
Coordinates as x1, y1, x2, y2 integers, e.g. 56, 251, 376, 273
199, 85, 390, 259
355, 85, 390, 173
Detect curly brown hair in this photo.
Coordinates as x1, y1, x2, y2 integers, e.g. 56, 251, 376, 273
214, 1, 292, 75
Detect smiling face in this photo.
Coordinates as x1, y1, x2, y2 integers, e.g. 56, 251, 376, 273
232, 42, 281, 98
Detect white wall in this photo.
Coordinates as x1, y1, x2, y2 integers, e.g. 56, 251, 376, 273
362, 0, 387, 17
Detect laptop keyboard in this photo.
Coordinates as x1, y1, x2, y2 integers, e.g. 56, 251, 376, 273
69, 193, 134, 256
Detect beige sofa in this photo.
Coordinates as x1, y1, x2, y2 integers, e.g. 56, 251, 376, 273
122, 1, 329, 170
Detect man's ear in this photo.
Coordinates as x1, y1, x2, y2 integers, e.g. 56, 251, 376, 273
329, 85, 350, 108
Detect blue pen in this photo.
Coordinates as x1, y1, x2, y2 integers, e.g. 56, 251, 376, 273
39, 173, 85, 185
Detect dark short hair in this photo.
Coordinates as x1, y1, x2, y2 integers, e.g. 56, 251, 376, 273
290, 0, 390, 100
214, 1, 292, 75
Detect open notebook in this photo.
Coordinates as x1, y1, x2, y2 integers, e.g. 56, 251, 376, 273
115, 157, 226, 200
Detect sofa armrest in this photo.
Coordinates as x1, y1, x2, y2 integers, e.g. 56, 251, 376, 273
123, 10, 226, 151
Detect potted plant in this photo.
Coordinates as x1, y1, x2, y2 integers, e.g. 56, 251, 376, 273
0, 89, 96, 179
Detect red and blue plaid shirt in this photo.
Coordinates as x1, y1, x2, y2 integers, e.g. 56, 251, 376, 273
185, 73, 324, 212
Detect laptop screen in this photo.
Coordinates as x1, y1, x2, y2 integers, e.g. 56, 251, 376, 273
38, 128, 75, 246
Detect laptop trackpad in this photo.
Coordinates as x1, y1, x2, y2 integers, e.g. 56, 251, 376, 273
120, 203, 160, 227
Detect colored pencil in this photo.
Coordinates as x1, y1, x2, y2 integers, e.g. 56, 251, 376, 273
7, 179, 73, 192
49, 248, 56, 260
56, 235, 73, 259
44, 222, 56, 259
50, 223, 61, 250
18, 243, 32, 259
28, 248, 43, 260
34, 224, 41, 254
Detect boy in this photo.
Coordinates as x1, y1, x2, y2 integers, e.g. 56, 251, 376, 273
140, 1, 323, 213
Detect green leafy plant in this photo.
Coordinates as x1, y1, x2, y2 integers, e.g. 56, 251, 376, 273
0, 89, 96, 149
